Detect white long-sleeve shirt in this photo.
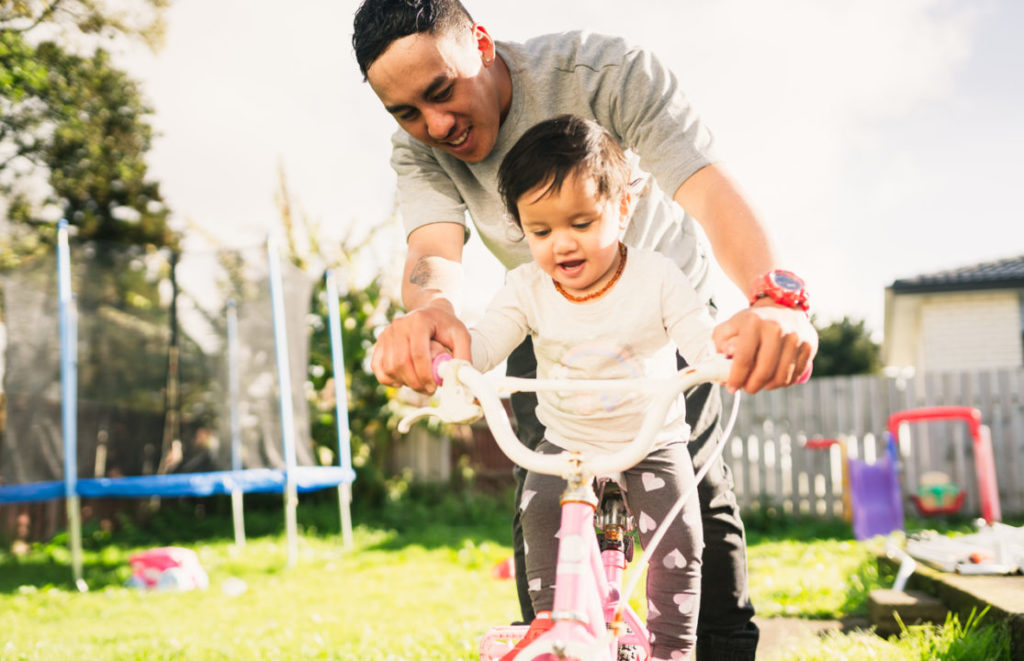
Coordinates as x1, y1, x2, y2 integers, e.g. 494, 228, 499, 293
470, 247, 715, 453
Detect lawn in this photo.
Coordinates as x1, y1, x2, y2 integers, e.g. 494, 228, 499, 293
0, 492, 1013, 660
3, 531, 514, 660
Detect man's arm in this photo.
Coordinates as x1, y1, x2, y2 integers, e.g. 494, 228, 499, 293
371, 222, 472, 393
401, 222, 465, 311
675, 163, 818, 393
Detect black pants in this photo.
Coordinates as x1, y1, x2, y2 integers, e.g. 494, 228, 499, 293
507, 337, 759, 660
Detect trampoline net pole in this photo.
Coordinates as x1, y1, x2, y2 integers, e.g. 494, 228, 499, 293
325, 270, 354, 549
67, 495, 87, 592
268, 238, 299, 567
338, 484, 353, 550
285, 483, 299, 567
226, 299, 246, 548
58, 221, 86, 591
231, 489, 246, 548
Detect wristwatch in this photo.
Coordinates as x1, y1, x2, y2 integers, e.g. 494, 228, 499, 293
749, 269, 810, 312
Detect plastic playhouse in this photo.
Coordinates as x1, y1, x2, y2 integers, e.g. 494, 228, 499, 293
808, 406, 1001, 540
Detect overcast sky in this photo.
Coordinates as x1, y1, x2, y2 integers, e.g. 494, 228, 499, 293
118, 0, 1024, 337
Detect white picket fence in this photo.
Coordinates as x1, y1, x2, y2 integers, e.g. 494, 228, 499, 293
720, 368, 1024, 520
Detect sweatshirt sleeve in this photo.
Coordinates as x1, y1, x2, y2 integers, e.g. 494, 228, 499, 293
391, 130, 469, 238
660, 258, 716, 364
469, 272, 533, 373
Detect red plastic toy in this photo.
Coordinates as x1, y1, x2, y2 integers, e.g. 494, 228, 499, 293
887, 406, 1001, 524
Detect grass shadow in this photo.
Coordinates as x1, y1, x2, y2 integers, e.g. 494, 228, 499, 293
0, 485, 518, 592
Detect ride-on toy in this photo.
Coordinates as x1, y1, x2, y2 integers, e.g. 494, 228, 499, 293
807, 406, 1001, 540
890, 406, 1000, 524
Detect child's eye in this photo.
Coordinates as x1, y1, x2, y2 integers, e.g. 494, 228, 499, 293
572, 221, 594, 230
531, 229, 550, 237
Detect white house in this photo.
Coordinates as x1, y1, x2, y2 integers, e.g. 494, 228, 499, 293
883, 255, 1024, 372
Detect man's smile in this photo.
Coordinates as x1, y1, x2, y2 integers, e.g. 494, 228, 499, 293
445, 127, 470, 146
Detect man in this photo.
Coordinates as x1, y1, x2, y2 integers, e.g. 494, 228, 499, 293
353, 1, 818, 658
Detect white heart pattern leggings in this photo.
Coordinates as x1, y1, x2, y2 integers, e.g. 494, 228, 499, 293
520, 439, 703, 660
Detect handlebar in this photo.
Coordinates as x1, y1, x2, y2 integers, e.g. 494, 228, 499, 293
398, 354, 733, 479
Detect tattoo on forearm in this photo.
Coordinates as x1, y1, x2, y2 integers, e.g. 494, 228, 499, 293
406, 256, 463, 307
409, 258, 432, 288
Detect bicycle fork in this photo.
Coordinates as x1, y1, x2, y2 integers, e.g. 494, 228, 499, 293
479, 481, 651, 661
515, 479, 650, 660
598, 486, 650, 660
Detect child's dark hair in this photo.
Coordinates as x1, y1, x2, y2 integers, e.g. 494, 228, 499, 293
353, 0, 475, 78
498, 115, 630, 228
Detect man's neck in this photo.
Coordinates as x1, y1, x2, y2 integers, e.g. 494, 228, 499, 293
494, 53, 513, 124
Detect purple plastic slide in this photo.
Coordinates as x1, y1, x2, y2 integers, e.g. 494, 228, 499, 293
849, 434, 904, 540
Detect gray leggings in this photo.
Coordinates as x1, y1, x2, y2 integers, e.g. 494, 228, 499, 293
520, 440, 704, 658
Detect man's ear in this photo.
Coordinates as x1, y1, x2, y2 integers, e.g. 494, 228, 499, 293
473, 23, 495, 65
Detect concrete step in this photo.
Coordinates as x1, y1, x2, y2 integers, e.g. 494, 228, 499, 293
868, 588, 949, 636
877, 552, 1024, 658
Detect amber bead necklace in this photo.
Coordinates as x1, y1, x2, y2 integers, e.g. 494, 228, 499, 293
553, 242, 628, 303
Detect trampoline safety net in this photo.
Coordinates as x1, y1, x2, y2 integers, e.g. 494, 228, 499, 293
0, 240, 319, 498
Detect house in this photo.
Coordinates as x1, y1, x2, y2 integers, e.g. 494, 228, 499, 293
883, 255, 1024, 372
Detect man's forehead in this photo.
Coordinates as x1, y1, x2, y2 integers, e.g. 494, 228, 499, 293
367, 31, 463, 100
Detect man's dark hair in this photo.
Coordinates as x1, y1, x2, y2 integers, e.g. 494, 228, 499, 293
353, 0, 475, 78
498, 115, 630, 227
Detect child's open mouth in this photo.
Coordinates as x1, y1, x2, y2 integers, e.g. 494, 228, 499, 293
557, 259, 585, 276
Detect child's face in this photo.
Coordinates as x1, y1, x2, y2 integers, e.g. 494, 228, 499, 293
518, 172, 629, 298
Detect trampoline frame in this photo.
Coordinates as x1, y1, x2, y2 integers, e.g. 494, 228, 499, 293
0, 221, 356, 588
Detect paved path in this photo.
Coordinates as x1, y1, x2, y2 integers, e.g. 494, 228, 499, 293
753, 616, 870, 660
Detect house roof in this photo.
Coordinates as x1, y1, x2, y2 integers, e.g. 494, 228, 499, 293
891, 254, 1024, 294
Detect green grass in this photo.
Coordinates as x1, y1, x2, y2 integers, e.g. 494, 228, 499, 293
749, 535, 877, 619
3, 532, 516, 660
1, 489, 519, 660
766, 609, 1012, 661
0, 494, 1014, 660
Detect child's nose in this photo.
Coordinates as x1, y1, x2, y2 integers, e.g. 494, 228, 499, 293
553, 232, 577, 253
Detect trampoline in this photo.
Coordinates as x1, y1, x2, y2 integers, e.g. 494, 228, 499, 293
0, 222, 355, 587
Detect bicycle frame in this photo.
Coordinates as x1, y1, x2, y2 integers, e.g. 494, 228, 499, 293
399, 355, 735, 661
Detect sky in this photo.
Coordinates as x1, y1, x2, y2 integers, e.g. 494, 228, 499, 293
117, 0, 1024, 338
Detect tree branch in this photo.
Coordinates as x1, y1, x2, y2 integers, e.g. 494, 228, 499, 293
1, 0, 66, 33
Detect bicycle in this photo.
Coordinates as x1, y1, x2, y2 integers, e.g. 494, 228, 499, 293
398, 353, 741, 660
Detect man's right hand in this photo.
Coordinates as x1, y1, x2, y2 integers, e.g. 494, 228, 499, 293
371, 301, 472, 394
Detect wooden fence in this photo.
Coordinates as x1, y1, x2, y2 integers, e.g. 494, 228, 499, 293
721, 367, 1024, 520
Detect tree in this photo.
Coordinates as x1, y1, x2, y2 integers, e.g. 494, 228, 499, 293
1, 0, 175, 258
0, 0, 168, 47
811, 316, 881, 377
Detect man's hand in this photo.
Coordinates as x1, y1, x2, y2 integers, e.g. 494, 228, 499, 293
712, 303, 818, 394
371, 301, 472, 394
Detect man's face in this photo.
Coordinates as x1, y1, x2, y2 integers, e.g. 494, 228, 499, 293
366, 26, 509, 163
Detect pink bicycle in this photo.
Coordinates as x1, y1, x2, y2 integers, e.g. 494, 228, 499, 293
399, 354, 741, 660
